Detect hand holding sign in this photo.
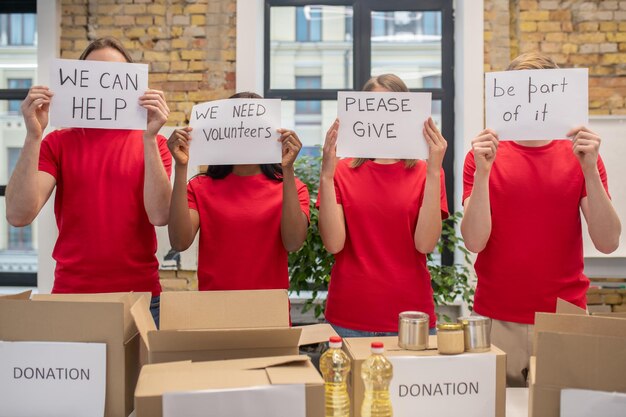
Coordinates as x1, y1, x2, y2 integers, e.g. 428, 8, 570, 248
471, 129, 499, 175
277, 129, 303, 170
168, 127, 193, 166
422, 117, 447, 172
21, 86, 54, 139
140, 89, 170, 137
568, 126, 602, 172
321, 119, 340, 180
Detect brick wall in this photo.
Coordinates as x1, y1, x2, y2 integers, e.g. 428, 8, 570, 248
485, 0, 626, 115
60, 0, 236, 125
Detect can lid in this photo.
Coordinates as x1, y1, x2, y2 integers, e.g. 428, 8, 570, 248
328, 336, 342, 348
437, 323, 463, 331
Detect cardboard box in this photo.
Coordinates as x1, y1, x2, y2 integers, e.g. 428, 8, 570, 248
343, 336, 506, 417
134, 355, 324, 417
0, 291, 148, 417
529, 299, 626, 417
131, 290, 336, 364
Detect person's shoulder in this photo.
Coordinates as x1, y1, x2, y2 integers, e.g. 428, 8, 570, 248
43, 127, 80, 142
188, 173, 210, 187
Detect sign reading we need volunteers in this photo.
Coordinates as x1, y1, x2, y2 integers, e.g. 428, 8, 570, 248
49, 58, 148, 130
485, 68, 588, 141
163, 384, 306, 417
188, 98, 282, 166
389, 354, 497, 417
337, 91, 431, 160
0, 341, 106, 417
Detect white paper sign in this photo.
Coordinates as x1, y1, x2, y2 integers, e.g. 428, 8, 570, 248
337, 91, 431, 159
561, 389, 626, 417
389, 353, 497, 417
485, 68, 588, 141
188, 98, 282, 166
0, 341, 106, 417
162, 384, 306, 417
49, 58, 148, 130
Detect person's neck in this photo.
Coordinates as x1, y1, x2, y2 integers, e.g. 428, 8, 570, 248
372, 158, 400, 164
514, 140, 552, 147
233, 164, 262, 176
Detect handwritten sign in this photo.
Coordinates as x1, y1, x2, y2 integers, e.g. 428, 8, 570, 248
0, 341, 106, 417
336, 91, 431, 160
188, 98, 282, 166
389, 354, 497, 417
485, 68, 588, 140
49, 58, 148, 130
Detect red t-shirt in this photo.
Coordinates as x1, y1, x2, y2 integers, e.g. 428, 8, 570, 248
463, 140, 610, 324
39, 128, 172, 295
187, 173, 310, 291
323, 159, 449, 331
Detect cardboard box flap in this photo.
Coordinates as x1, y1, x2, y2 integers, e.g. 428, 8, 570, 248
266, 359, 323, 385
555, 298, 587, 315
160, 290, 290, 330
535, 332, 626, 391
296, 323, 338, 346
147, 327, 303, 353
188, 355, 309, 371
0, 290, 31, 300
131, 295, 157, 349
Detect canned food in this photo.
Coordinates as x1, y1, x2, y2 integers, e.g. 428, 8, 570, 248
398, 311, 429, 351
458, 316, 492, 353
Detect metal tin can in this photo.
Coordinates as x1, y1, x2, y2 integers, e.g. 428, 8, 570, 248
458, 316, 492, 353
398, 311, 429, 351
436, 323, 465, 355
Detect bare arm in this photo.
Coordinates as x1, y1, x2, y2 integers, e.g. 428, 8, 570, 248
6, 86, 56, 226
167, 127, 200, 251
414, 118, 447, 254
318, 119, 346, 254
278, 129, 309, 252
460, 129, 499, 253
569, 126, 621, 254
140, 89, 172, 226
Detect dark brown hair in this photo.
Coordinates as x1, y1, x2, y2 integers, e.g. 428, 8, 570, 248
78, 37, 133, 63
204, 91, 284, 181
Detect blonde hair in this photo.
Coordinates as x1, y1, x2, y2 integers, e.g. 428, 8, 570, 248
507, 52, 558, 71
352, 74, 416, 169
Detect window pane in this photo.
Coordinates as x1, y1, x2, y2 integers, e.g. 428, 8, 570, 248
280, 100, 337, 151
371, 11, 442, 89
9, 14, 22, 45
23, 14, 36, 45
7, 79, 32, 114
270, 6, 353, 89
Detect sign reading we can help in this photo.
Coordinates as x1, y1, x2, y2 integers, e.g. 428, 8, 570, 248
49, 58, 148, 130
485, 68, 588, 141
389, 353, 497, 417
337, 91, 431, 160
0, 341, 106, 417
188, 98, 282, 166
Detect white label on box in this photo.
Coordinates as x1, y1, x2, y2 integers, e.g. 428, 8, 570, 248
337, 91, 431, 160
50, 58, 148, 130
485, 68, 588, 141
389, 353, 497, 417
163, 384, 306, 417
188, 98, 282, 166
561, 389, 626, 417
0, 341, 106, 417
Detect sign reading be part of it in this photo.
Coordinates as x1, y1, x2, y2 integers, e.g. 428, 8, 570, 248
0, 341, 106, 417
389, 353, 497, 417
485, 68, 588, 141
49, 58, 148, 130
188, 98, 282, 166
337, 91, 431, 160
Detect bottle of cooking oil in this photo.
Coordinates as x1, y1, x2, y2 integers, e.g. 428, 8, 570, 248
319, 336, 351, 417
361, 342, 393, 417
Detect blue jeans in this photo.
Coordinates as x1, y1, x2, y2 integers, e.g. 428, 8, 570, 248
150, 295, 160, 329
331, 323, 437, 338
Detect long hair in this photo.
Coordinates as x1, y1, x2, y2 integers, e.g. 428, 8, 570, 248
78, 37, 133, 63
204, 91, 283, 181
351, 74, 417, 169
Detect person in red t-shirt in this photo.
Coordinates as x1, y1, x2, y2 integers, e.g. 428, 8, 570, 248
318, 74, 449, 337
6, 37, 172, 325
167, 92, 309, 291
461, 52, 621, 387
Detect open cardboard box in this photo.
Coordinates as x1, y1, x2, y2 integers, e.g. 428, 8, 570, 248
343, 335, 506, 417
134, 355, 324, 417
0, 291, 149, 417
529, 299, 626, 417
130, 290, 336, 364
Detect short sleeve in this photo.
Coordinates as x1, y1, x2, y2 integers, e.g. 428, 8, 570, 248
296, 179, 311, 220
187, 177, 199, 211
440, 168, 450, 219
157, 134, 173, 177
462, 150, 477, 205
315, 161, 345, 209
38, 130, 61, 180
581, 155, 610, 199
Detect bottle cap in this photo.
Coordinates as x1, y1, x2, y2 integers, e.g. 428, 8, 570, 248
329, 336, 342, 348
371, 342, 384, 354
